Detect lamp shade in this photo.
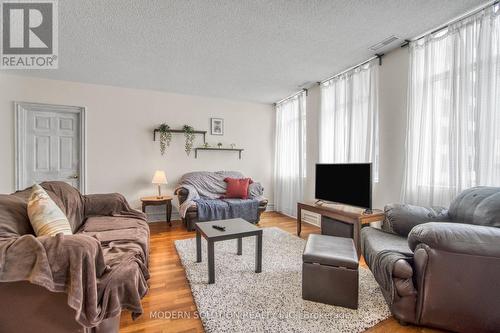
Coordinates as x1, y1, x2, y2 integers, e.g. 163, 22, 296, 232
151, 170, 168, 184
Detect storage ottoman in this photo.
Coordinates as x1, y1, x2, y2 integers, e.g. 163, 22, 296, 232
302, 234, 359, 309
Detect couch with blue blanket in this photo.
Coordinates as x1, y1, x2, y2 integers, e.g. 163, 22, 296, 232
175, 171, 268, 230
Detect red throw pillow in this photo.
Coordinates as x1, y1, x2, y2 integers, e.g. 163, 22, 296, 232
224, 177, 253, 199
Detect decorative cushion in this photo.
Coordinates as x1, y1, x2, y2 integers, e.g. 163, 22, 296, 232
223, 177, 253, 199
27, 184, 72, 236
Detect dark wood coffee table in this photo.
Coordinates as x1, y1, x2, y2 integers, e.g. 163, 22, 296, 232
195, 218, 263, 284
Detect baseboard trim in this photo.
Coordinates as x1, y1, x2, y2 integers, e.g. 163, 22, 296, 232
147, 212, 181, 223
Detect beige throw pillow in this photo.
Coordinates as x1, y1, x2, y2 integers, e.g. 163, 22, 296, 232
27, 184, 72, 237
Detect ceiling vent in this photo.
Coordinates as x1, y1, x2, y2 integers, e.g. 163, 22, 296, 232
369, 35, 400, 51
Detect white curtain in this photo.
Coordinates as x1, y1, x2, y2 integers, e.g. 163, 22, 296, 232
274, 91, 306, 217
403, 5, 500, 207
319, 59, 379, 181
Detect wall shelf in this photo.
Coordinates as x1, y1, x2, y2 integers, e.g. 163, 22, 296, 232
153, 128, 207, 143
194, 147, 244, 159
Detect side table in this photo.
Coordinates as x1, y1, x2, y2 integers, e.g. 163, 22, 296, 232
141, 196, 173, 226
195, 218, 263, 284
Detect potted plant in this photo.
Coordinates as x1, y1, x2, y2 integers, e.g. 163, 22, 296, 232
158, 123, 172, 155
183, 125, 195, 155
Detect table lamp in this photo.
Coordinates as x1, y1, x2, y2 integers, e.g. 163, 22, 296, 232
152, 170, 168, 198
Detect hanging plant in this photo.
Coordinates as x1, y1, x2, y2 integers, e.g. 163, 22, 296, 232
158, 123, 172, 155
183, 125, 195, 155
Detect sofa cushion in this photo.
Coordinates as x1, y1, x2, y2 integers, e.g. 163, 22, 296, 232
448, 186, 500, 227
383, 203, 450, 237
362, 227, 413, 268
361, 227, 413, 303
27, 184, 72, 237
79, 216, 147, 232
0, 194, 33, 237
79, 216, 150, 262
224, 177, 252, 199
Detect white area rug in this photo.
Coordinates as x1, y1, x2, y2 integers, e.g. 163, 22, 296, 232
175, 227, 390, 333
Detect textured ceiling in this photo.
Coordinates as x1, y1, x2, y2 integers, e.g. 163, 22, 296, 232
7, 0, 488, 103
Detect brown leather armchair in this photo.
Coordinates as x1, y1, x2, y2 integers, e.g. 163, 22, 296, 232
175, 187, 268, 231
361, 187, 500, 333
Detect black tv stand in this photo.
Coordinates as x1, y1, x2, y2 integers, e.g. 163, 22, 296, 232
315, 199, 326, 205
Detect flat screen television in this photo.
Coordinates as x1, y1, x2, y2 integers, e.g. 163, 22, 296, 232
315, 163, 372, 209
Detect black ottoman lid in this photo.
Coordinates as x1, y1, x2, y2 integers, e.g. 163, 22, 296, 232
303, 234, 358, 269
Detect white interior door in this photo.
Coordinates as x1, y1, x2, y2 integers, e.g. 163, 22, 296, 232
16, 102, 86, 192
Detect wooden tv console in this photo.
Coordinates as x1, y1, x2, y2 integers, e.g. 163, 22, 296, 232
297, 201, 385, 255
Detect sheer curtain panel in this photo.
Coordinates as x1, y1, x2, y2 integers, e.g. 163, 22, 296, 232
274, 91, 306, 217
319, 59, 379, 180
403, 4, 500, 206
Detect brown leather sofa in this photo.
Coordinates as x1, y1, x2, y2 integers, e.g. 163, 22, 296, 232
175, 187, 268, 231
0, 182, 150, 333
361, 186, 500, 333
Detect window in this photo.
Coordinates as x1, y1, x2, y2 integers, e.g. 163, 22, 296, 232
274, 91, 306, 217
403, 4, 500, 206
319, 59, 379, 181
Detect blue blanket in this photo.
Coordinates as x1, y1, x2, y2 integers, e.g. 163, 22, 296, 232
193, 198, 260, 223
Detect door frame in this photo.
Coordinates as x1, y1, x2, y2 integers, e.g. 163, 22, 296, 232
14, 102, 88, 193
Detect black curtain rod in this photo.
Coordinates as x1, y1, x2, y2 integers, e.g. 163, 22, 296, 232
402, 0, 498, 47
274, 88, 307, 106
400, 39, 410, 48
319, 54, 383, 84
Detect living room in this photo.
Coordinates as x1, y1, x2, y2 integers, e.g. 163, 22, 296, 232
0, 1, 499, 333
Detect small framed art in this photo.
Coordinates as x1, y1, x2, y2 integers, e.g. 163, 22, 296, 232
211, 118, 224, 135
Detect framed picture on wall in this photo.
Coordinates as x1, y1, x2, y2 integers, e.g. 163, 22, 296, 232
211, 118, 224, 135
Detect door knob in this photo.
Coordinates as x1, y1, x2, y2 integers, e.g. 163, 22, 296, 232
70, 175, 79, 179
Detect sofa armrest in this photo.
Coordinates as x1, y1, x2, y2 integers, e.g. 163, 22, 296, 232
408, 222, 500, 257
84, 193, 146, 220
0, 233, 106, 286
175, 187, 189, 206
410, 223, 500, 331
0, 281, 85, 332
383, 203, 450, 237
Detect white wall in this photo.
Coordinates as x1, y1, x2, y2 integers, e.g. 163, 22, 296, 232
0, 74, 275, 216
0, 46, 409, 215
304, 85, 320, 202
374, 47, 409, 208
303, 47, 410, 209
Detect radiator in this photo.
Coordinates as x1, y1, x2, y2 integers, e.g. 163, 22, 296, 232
301, 210, 321, 227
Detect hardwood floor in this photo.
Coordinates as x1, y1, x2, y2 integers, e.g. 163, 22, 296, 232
120, 212, 442, 333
